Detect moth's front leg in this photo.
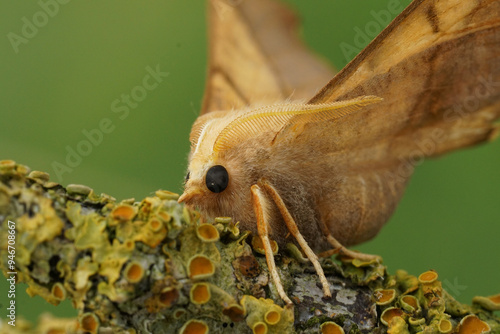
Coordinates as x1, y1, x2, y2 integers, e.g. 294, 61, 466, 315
259, 180, 332, 299
251, 184, 293, 306
252, 180, 333, 307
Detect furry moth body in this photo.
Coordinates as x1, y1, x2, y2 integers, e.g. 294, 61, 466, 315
179, 0, 500, 305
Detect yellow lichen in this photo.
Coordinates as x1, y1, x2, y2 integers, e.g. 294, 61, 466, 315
196, 223, 220, 242
400, 295, 420, 314
320, 321, 345, 334
214, 217, 232, 224
114, 208, 169, 248
264, 307, 281, 325
73, 257, 98, 290
380, 307, 405, 326
16, 196, 64, 264
158, 211, 172, 222
373, 288, 396, 305
457, 315, 491, 334
144, 284, 180, 313
124, 261, 144, 283
387, 316, 409, 334
241, 296, 293, 334
286, 243, 309, 263
179, 319, 209, 334
0, 159, 16, 172
438, 318, 453, 333
97, 239, 134, 286
408, 317, 425, 327
396, 270, 419, 294
51, 282, 66, 301
190, 283, 211, 304
134, 220, 168, 248
418, 270, 438, 284
188, 255, 215, 279
174, 309, 186, 319
124, 240, 135, 251
417, 270, 443, 308
155, 189, 179, 200
159, 287, 179, 307
79, 312, 99, 334
214, 216, 240, 239
66, 184, 92, 197
162, 244, 170, 256
179, 225, 222, 266
28, 170, 50, 182
251, 235, 278, 255
253, 322, 268, 334
66, 202, 108, 256
222, 304, 246, 322
97, 281, 128, 304
488, 294, 500, 303
351, 257, 380, 267
111, 204, 137, 222
26, 313, 80, 334
472, 293, 500, 311
148, 218, 164, 232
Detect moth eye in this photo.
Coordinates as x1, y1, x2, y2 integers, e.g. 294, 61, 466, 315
185, 172, 190, 183
205, 165, 228, 193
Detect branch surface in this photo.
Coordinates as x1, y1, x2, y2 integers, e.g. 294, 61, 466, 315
0, 160, 499, 333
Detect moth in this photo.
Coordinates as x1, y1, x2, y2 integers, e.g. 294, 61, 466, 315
179, 0, 500, 305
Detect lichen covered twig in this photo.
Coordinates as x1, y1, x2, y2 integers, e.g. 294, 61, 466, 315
0, 160, 499, 333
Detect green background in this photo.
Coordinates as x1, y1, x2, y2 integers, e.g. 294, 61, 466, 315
0, 0, 498, 322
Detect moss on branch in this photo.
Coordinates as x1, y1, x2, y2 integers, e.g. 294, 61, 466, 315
1, 160, 499, 333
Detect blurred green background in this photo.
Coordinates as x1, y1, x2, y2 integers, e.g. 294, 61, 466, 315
0, 0, 498, 323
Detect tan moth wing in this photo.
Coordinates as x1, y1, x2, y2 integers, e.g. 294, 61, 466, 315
202, 0, 335, 114
309, 0, 500, 155
295, 0, 500, 246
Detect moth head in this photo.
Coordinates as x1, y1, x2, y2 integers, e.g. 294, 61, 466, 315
179, 161, 229, 203
178, 111, 239, 211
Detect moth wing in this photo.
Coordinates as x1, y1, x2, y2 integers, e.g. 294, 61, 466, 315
306, 0, 500, 158
202, 0, 335, 114
298, 0, 500, 247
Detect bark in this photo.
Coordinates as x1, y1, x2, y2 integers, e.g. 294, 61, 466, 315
1, 160, 499, 334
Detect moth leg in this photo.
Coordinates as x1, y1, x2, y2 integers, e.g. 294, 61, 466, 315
317, 219, 380, 262
251, 184, 293, 306
260, 180, 332, 299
